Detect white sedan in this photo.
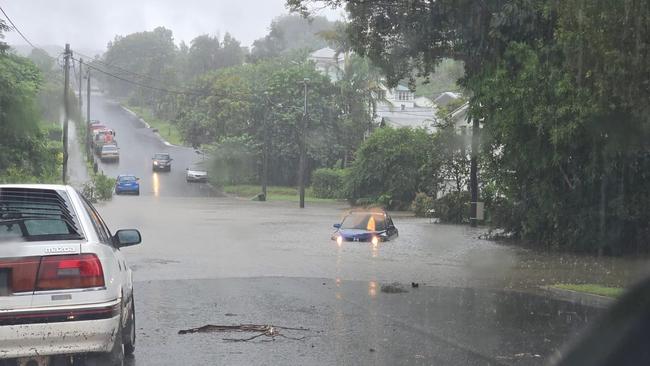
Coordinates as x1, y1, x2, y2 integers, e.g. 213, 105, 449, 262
0, 184, 141, 365
185, 166, 208, 183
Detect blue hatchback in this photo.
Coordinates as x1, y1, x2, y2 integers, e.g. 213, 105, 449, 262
115, 174, 140, 195
331, 210, 398, 245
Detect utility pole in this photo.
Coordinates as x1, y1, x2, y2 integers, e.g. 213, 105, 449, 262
78, 58, 83, 112
469, 117, 480, 227
62, 44, 71, 184
86, 68, 91, 156
298, 78, 309, 209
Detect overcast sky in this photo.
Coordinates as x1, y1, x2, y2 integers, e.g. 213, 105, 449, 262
1, 0, 343, 54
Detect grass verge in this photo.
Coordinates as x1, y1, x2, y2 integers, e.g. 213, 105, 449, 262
551, 284, 624, 298
222, 184, 340, 203
127, 105, 184, 146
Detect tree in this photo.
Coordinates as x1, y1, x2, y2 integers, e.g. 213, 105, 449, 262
289, 0, 650, 253
102, 27, 178, 108
175, 55, 341, 186
186, 33, 245, 81
333, 54, 385, 167
475, 1, 650, 253
346, 127, 433, 208
187, 34, 222, 80
27, 48, 69, 123
287, 0, 514, 226
0, 50, 61, 182
249, 14, 335, 62
0, 20, 9, 53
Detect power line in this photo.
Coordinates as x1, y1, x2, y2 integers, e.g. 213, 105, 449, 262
72, 56, 207, 97
0, 5, 37, 49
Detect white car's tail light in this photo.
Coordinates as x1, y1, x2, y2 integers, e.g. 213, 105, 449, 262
36, 254, 105, 291
0, 257, 41, 293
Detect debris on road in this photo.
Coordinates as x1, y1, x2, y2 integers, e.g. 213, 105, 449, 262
381, 282, 409, 293
178, 324, 310, 342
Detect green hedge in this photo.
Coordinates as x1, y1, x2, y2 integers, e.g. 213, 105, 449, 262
311, 168, 348, 199
81, 173, 115, 202
433, 191, 471, 224
411, 192, 434, 217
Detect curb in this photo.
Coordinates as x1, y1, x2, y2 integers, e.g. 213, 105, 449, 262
540, 286, 615, 308
120, 105, 178, 147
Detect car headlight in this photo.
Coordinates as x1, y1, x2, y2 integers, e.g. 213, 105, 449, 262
336, 236, 343, 246
371, 236, 379, 246
154, 161, 158, 165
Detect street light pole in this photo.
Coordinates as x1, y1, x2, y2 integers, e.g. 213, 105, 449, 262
261, 92, 270, 201
298, 78, 309, 209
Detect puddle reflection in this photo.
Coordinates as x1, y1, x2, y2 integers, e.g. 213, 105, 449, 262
151, 172, 160, 197
368, 280, 377, 297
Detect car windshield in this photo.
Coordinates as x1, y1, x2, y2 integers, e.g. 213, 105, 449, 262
1, 1, 646, 365
341, 213, 386, 231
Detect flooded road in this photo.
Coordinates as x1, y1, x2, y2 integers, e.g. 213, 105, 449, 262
102, 196, 650, 289
88, 94, 215, 198
96, 196, 650, 365
124, 278, 601, 366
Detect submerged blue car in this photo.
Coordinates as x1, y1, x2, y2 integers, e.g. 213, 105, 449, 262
331, 210, 398, 245
115, 174, 140, 195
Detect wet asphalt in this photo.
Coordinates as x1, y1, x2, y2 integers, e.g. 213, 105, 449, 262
90, 94, 215, 198
86, 94, 650, 365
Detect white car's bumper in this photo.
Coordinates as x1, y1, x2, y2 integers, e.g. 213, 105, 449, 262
186, 172, 208, 182
0, 302, 120, 359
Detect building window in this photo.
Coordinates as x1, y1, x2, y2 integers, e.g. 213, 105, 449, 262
397, 91, 411, 101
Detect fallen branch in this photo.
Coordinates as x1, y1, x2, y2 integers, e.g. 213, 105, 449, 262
178, 323, 310, 342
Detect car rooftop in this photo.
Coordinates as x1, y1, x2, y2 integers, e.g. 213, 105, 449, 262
0, 183, 71, 191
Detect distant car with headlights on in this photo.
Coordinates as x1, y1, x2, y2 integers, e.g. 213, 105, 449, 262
115, 174, 140, 195
185, 165, 208, 183
99, 144, 120, 163
0, 184, 141, 365
152, 152, 173, 172
331, 210, 398, 245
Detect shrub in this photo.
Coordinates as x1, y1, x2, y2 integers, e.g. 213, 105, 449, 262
208, 135, 259, 186
82, 174, 115, 202
411, 193, 434, 217
311, 168, 347, 199
433, 191, 471, 223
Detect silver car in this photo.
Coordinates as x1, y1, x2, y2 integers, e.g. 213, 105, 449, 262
100, 144, 120, 163
185, 166, 208, 183
0, 184, 141, 365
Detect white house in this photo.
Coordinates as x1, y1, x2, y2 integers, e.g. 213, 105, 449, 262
308, 47, 445, 131
308, 47, 344, 82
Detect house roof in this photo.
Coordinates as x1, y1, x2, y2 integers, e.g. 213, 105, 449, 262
434, 91, 462, 106
394, 84, 411, 92
376, 107, 436, 130
309, 47, 343, 62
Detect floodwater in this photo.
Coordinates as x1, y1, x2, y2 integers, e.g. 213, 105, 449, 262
91, 195, 650, 365
101, 196, 650, 290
